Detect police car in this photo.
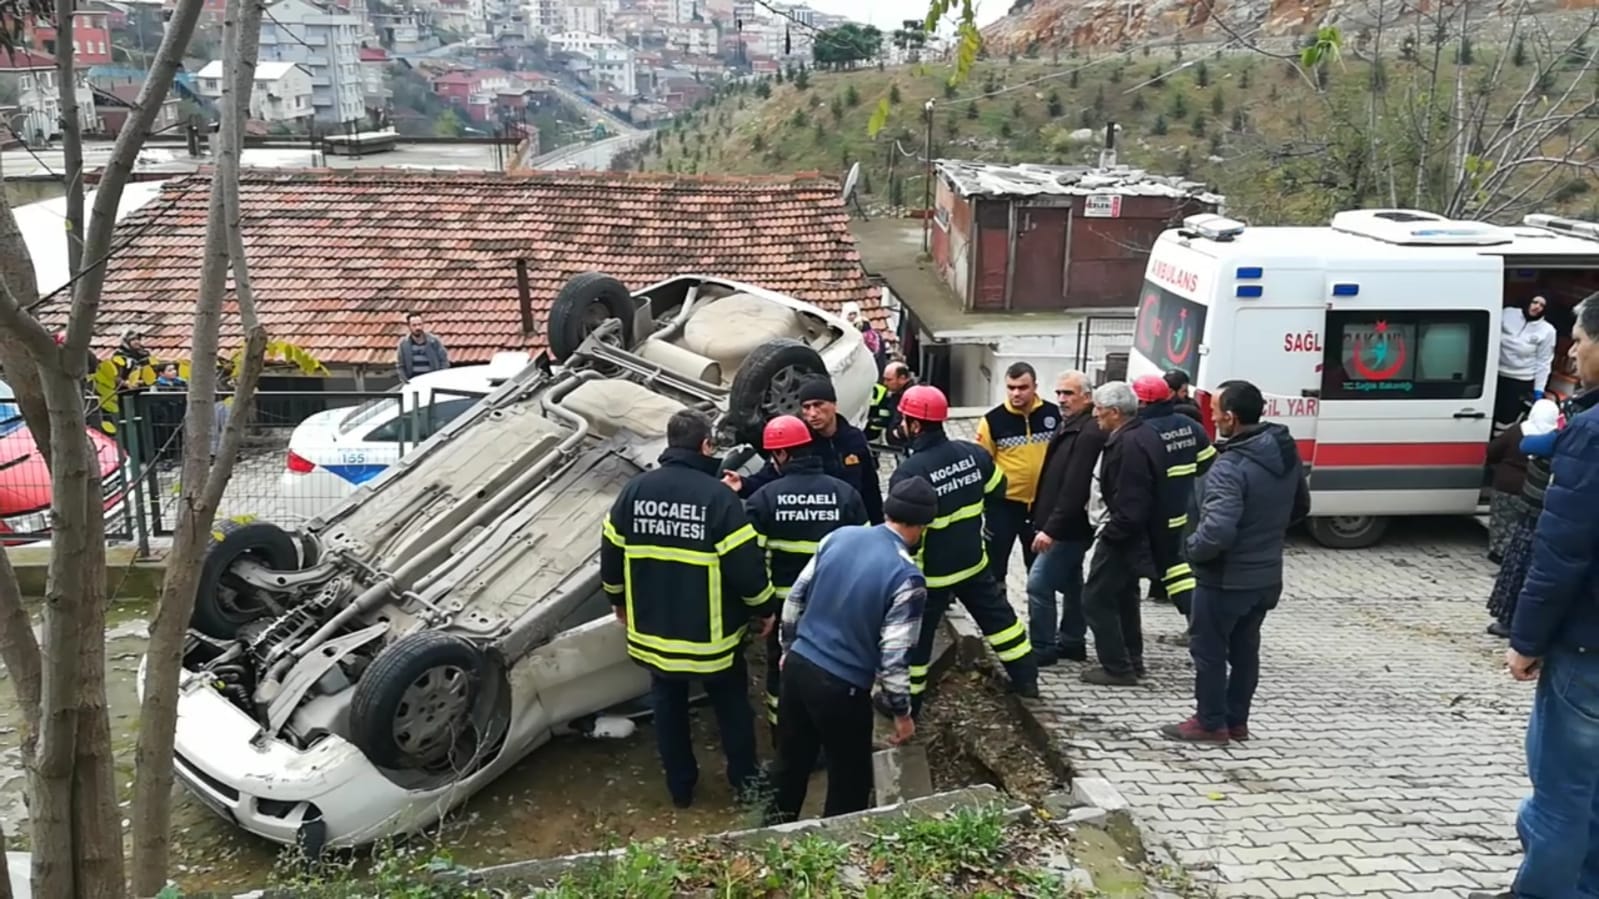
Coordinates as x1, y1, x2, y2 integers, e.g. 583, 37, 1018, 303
278, 354, 529, 520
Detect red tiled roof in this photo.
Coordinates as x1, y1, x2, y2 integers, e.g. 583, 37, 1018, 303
359, 47, 388, 61
42, 168, 881, 367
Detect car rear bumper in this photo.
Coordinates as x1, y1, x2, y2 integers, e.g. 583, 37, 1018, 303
279, 469, 356, 521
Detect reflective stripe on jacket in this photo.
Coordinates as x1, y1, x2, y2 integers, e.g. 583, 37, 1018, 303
745, 455, 868, 597
891, 429, 1005, 588
1139, 400, 1216, 596
601, 447, 774, 675
975, 397, 1059, 506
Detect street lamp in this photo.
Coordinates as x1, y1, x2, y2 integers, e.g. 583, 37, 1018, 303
921, 98, 933, 252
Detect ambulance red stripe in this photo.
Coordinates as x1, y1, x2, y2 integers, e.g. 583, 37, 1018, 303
1294, 441, 1487, 467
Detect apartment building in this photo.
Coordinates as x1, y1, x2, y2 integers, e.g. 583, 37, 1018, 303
258, 0, 364, 125
196, 59, 315, 125
0, 48, 100, 139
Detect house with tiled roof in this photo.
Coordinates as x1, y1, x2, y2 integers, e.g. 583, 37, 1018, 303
41, 168, 880, 385
0, 48, 100, 138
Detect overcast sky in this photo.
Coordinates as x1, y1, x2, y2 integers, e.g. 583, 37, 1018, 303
802, 0, 1010, 31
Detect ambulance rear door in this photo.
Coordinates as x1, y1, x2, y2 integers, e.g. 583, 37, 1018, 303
1310, 256, 1503, 521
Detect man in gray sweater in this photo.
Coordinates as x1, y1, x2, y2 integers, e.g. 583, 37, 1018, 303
397, 312, 448, 382
1161, 380, 1309, 744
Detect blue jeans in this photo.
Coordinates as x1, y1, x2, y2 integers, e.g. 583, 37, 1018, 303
1514, 648, 1599, 899
1025, 539, 1086, 653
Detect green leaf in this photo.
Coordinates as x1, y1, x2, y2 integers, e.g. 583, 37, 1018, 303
867, 98, 892, 138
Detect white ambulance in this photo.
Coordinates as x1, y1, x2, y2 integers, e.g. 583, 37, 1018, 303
1127, 209, 1599, 548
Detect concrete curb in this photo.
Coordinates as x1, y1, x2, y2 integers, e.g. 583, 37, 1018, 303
465, 784, 1029, 888
6, 543, 166, 599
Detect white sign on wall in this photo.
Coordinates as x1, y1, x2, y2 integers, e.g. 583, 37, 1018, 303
1083, 194, 1123, 218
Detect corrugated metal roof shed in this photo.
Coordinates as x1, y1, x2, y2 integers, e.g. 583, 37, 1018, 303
935, 159, 1225, 206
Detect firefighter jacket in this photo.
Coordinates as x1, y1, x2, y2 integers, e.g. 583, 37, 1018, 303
601, 447, 774, 676
1138, 399, 1217, 596
866, 383, 894, 442
746, 454, 868, 599
890, 429, 1006, 589
975, 397, 1060, 507
740, 420, 884, 524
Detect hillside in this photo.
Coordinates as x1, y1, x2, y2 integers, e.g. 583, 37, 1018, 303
617, 41, 1599, 226
983, 0, 1599, 51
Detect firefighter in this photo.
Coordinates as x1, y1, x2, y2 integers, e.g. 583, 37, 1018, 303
600, 409, 775, 809
865, 361, 915, 448
1133, 374, 1216, 622
745, 414, 868, 738
726, 377, 884, 523
891, 384, 1039, 711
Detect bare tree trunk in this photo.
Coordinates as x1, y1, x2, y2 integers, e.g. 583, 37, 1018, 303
127, 0, 267, 892
54, 0, 84, 281
0, 821, 11, 899
0, 548, 42, 759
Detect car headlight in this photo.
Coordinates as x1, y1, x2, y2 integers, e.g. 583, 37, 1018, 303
2, 511, 49, 534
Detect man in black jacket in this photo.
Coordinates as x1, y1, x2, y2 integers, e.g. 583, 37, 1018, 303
1164, 369, 1203, 423
601, 410, 775, 807
729, 378, 884, 524
745, 415, 868, 739
1026, 370, 1106, 665
1161, 380, 1309, 743
1080, 381, 1170, 686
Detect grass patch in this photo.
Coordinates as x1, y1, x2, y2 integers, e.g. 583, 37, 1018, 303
190, 805, 1116, 898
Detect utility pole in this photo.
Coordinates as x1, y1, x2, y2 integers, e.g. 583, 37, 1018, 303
921, 98, 933, 252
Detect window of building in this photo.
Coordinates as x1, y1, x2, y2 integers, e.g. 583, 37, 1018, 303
1320, 310, 1489, 400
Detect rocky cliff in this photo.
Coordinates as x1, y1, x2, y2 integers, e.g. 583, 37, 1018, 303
982, 0, 1599, 51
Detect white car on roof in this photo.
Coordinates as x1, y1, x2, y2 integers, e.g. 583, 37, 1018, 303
279, 354, 529, 520
153, 273, 877, 852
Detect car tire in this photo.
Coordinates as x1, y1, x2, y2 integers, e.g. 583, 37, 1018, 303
192, 520, 302, 639
547, 273, 635, 361
1306, 515, 1389, 549
727, 338, 828, 447
348, 631, 491, 771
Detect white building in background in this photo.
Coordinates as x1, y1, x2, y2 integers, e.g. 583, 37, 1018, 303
667, 0, 697, 23
258, 0, 364, 125
587, 40, 635, 93
664, 21, 715, 55
197, 59, 315, 124
0, 49, 99, 138
562, 1, 603, 34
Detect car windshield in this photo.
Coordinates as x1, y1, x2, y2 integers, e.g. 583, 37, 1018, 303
0, 379, 21, 437
338, 394, 401, 435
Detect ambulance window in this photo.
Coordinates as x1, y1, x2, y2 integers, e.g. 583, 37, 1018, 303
1321, 310, 1489, 400
1132, 281, 1206, 376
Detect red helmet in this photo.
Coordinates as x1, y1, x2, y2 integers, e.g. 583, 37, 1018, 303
762, 415, 812, 451
1132, 374, 1173, 405
898, 384, 949, 423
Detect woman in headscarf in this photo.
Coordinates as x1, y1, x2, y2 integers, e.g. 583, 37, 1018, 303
1486, 397, 1563, 638
1494, 296, 1558, 435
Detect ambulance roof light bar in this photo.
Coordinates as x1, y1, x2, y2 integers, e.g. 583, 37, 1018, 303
1181, 213, 1247, 242
1523, 213, 1599, 243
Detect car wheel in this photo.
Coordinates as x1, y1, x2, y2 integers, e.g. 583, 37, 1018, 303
348, 632, 491, 771
547, 273, 636, 361
727, 338, 828, 447
1306, 515, 1389, 549
192, 520, 303, 639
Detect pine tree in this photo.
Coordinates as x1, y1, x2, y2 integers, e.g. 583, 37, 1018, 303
1069, 68, 1079, 88
1211, 90, 1224, 116
966, 102, 979, 120
1191, 112, 1207, 137
845, 84, 860, 107
1152, 112, 1168, 135
1195, 60, 1210, 88
1239, 67, 1251, 89
1131, 91, 1146, 113
1230, 107, 1245, 132
1047, 89, 1064, 117
793, 67, 810, 89
889, 83, 902, 104
1512, 36, 1527, 67
1170, 91, 1188, 120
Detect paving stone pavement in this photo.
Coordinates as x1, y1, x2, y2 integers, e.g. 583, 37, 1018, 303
1000, 517, 1530, 897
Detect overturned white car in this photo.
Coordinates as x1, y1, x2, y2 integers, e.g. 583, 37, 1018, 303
156, 274, 877, 849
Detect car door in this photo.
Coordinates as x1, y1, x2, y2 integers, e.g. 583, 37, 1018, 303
1314, 301, 1494, 516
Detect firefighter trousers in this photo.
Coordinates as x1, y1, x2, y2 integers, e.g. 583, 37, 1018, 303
907, 570, 1037, 715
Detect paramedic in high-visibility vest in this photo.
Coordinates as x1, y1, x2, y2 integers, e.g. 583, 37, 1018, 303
744, 415, 867, 739
890, 384, 1038, 711
974, 362, 1060, 581
600, 409, 775, 810
1133, 374, 1216, 624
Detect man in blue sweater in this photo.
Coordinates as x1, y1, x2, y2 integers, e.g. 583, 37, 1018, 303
768, 477, 936, 823
1474, 293, 1599, 899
